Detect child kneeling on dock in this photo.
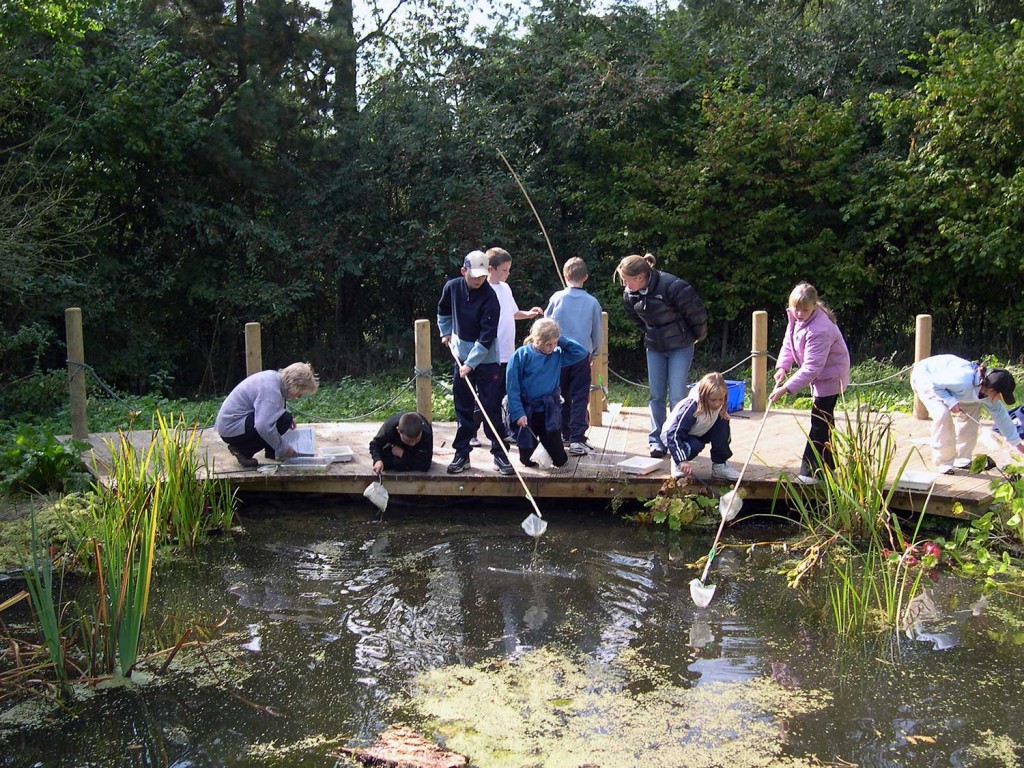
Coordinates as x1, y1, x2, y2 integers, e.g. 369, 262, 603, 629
370, 412, 433, 474
506, 318, 588, 469
662, 372, 739, 481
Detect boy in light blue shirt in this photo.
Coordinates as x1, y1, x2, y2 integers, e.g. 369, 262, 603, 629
545, 257, 603, 454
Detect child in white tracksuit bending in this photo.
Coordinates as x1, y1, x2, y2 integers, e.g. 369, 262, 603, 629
910, 354, 1024, 473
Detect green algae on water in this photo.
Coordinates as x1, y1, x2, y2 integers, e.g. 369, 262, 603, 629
410, 646, 831, 768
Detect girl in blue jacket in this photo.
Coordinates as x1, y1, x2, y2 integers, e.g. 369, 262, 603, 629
506, 318, 588, 468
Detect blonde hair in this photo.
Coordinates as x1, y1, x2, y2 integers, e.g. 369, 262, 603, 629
615, 253, 656, 284
279, 362, 319, 397
563, 257, 589, 283
789, 282, 836, 323
695, 372, 728, 417
525, 317, 560, 348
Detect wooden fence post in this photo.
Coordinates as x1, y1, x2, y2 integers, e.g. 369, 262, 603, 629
245, 322, 262, 377
914, 314, 932, 419
588, 311, 610, 427
751, 310, 768, 412
415, 319, 432, 421
65, 307, 89, 440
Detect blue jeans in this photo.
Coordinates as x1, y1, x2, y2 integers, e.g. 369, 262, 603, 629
647, 345, 695, 448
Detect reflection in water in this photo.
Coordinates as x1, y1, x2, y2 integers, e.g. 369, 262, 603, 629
2, 503, 1023, 767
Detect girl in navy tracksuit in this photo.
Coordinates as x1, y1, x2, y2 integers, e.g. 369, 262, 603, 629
662, 372, 739, 481
506, 318, 588, 468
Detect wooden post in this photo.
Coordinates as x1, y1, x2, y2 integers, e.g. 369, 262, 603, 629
245, 322, 262, 377
751, 310, 768, 412
65, 307, 89, 440
415, 319, 433, 422
589, 311, 610, 427
914, 314, 932, 419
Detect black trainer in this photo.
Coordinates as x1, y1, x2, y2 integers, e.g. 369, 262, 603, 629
649, 445, 667, 459
447, 453, 470, 474
493, 454, 515, 475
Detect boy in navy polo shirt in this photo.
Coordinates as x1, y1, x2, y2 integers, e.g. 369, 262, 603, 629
437, 250, 513, 475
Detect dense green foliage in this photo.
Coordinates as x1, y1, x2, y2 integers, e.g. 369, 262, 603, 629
3, 0, 1024, 398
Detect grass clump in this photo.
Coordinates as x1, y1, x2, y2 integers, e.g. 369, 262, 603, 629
4, 411, 238, 698
779, 400, 935, 635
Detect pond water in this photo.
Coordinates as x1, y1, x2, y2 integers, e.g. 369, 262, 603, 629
2, 496, 1023, 767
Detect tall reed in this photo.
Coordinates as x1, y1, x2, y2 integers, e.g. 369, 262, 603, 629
784, 400, 930, 635
62, 412, 236, 677
23, 513, 70, 693
151, 412, 235, 545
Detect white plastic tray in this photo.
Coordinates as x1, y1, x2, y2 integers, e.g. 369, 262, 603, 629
896, 470, 938, 491
616, 456, 664, 475
280, 456, 333, 472
320, 445, 354, 463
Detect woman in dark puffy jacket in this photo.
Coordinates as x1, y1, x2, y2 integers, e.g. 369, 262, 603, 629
617, 253, 708, 458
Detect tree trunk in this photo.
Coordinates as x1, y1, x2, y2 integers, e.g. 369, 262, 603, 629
328, 0, 358, 118
235, 0, 247, 85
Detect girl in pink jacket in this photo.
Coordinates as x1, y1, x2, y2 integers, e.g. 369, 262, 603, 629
769, 283, 850, 484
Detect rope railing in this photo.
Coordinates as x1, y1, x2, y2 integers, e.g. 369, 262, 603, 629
293, 375, 419, 423
606, 352, 778, 393
60, 311, 936, 438
846, 365, 913, 387
66, 360, 139, 413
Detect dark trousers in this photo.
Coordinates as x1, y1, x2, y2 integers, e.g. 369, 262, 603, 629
560, 358, 591, 443
676, 416, 732, 464
453, 362, 504, 456
522, 411, 569, 467
222, 411, 294, 459
473, 362, 509, 439
803, 394, 839, 475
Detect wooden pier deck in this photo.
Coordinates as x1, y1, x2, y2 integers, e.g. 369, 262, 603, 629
76, 406, 1015, 519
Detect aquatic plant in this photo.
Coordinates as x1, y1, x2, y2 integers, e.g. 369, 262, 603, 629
781, 401, 936, 634
637, 478, 718, 531
410, 646, 832, 768
69, 413, 236, 675
987, 459, 1024, 549
22, 513, 71, 695
149, 412, 236, 544
6, 413, 240, 683
0, 426, 91, 497
62, 413, 236, 553
784, 402, 911, 538
73, 443, 161, 677
939, 507, 1024, 591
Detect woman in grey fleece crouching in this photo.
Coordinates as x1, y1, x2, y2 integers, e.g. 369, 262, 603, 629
215, 362, 319, 468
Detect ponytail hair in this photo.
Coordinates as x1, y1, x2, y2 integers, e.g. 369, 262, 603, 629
789, 282, 836, 323
616, 253, 656, 285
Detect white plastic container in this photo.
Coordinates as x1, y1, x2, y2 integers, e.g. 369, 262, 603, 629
280, 456, 333, 472
896, 471, 938, 491
616, 456, 664, 475
320, 446, 354, 463
363, 481, 389, 511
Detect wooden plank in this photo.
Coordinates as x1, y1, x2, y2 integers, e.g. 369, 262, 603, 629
69, 407, 1009, 518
